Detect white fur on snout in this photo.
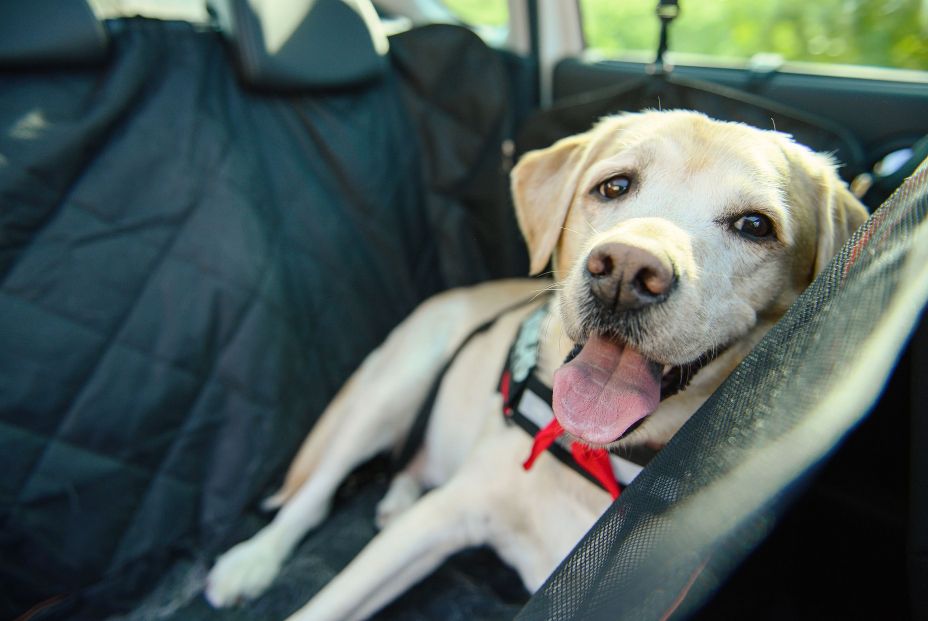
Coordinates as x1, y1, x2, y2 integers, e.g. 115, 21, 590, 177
559, 215, 753, 365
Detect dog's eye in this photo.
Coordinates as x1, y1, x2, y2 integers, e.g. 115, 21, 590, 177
733, 213, 774, 239
596, 175, 632, 199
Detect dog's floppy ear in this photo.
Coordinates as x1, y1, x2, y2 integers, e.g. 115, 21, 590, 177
812, 170, 870, 274
790, 150, 870, 276
779, 140, 870, 276
511, 133, 590, 275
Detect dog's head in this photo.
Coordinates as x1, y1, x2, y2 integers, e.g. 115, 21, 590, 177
511, 110, 868, 447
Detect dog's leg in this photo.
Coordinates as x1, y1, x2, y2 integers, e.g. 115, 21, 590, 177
206, 284, 538, 608
285, 478, 487, 621
265, 282, 540, 511
205, 344, 443, 607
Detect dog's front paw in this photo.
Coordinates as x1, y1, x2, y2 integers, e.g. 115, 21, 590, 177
205, 535, 283, 608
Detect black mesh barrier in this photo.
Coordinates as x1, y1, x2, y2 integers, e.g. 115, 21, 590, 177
516, 159, 928, 620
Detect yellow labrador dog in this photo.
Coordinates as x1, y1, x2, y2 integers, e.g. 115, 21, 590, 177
205, 110, 868, 620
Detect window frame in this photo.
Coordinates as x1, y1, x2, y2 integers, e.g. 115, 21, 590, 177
571, 0, 928, 84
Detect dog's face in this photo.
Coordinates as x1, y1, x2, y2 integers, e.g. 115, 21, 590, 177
512, 110, 868, 446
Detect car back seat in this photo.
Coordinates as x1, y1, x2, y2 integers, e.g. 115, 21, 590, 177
0, 2, 529, 619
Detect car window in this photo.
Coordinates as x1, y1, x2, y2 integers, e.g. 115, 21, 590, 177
442, 0, 508, 28
579, 0, 928, 72
440, 0, 509, 46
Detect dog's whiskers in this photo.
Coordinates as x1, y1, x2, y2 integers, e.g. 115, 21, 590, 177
530, 282, 564, 302
535, 282, 564, 293
539, 312, 554, 345
581, 216, 601, 235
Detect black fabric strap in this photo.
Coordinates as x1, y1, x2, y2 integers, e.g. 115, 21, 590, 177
503, 375, 607, 491
393, 295, 542, 469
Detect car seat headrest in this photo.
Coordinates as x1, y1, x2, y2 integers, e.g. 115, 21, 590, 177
208, 0, 389, 90
0, 0, 108, 67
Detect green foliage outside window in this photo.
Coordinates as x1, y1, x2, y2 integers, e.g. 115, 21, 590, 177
582, 0, 928, 71
443, 0, 508, 27
443, 0, 928, 71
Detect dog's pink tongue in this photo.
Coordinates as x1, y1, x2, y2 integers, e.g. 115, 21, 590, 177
553, 335, 661, 445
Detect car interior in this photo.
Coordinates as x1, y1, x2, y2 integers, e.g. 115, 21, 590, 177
1, 1, 926, 620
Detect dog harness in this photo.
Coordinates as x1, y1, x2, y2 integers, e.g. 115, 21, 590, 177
498, 303, 655, 500
396, 294, 717, 498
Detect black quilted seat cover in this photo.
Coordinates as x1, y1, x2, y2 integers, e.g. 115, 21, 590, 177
0, 19, 528, 620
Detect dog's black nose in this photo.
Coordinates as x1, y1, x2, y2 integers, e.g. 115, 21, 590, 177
586, 242, 675, 310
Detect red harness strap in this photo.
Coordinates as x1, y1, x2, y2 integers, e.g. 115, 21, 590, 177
522, 419, 622, 500
499, 328, 623, 500
521, 418, 563, 470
